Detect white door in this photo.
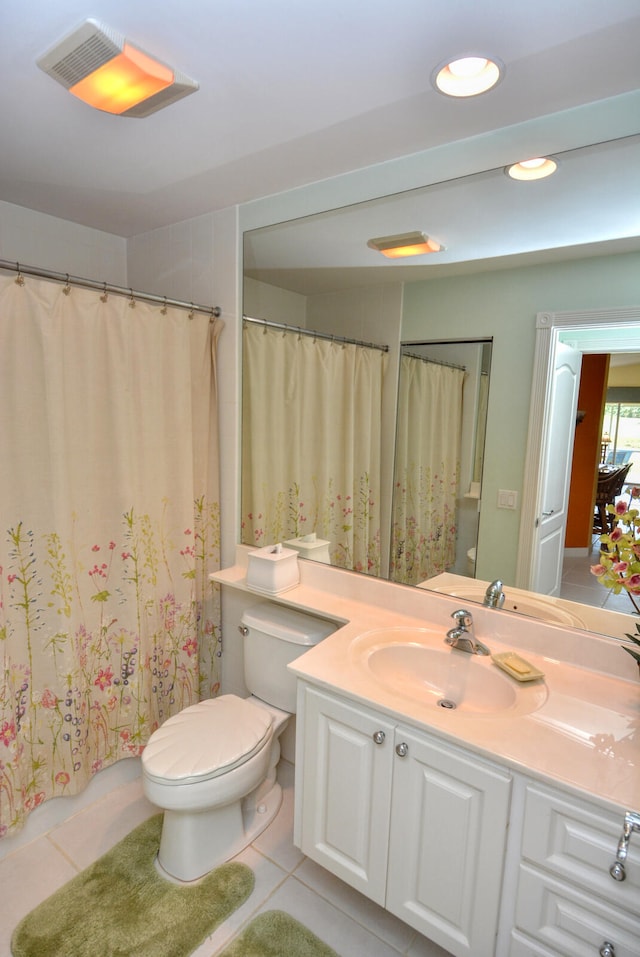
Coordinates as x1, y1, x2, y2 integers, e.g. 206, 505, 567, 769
531, 340, 582, 595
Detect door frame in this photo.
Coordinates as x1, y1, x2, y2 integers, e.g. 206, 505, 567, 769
517, 306, 640, 591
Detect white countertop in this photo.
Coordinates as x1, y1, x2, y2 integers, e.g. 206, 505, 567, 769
212, 552, 640, 815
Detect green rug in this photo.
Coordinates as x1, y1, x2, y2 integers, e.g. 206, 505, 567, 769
11, 814, 254, 957
220, 911, 339, 957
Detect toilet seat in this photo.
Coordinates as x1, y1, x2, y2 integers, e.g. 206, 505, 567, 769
142, 695, 273, 786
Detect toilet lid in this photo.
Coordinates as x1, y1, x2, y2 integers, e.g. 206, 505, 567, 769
142, 695, 274, 785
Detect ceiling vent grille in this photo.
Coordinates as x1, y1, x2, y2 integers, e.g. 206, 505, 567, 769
38, 21, 123, 89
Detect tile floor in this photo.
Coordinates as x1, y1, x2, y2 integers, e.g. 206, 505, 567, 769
560, 536, 638, 614
0, 760, 452, 957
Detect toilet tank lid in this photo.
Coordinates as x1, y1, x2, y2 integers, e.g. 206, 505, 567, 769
241, 603, 336, 646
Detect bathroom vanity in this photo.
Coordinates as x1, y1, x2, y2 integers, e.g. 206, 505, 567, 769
212, 551, 640, 957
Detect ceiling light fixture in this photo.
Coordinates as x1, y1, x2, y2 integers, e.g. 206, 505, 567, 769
37, 19, 198, 117
367, 232, 444, 259
506, 157, 558, 181
432, 56, 503, 97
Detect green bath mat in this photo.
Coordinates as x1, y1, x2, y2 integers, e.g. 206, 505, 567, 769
11, 814, 254, 957
221, 910, 340, 957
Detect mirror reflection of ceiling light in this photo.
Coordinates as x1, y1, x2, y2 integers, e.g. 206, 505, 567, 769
506, 157, 558, 181
432, 56, 503, 97
37, 19, 198, 117
367, 232, 444, 258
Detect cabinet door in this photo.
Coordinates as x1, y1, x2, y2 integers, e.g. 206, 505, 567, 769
298, 686, 395, 904
386, 726, 511, 957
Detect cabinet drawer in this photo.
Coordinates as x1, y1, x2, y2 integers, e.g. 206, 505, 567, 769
509, 929, 557, 956
516, 863, 640, 957
521, 784, 640, 914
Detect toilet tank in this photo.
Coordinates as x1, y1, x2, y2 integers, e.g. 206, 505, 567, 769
240, 603, 336, 713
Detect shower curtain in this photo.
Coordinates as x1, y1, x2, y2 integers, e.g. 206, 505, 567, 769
242, 323, 386, 575
390, 354, 464, 585
0, 275, 222, 838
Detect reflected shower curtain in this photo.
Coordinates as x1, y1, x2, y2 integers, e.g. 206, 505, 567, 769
390, 355, 464, 585
242, 323, 386, 574
0, 275, 222, 837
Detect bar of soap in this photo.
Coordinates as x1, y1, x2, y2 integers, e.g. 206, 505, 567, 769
505, 655, 531, 674
491, 652, 544, 682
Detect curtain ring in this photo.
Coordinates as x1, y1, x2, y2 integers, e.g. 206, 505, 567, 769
128, 288, 136, 308
161, 297, 168, 315
262, 323, 268, 334
100, 282, 108, 303
188, 303, 195, 320
209, 307, 216, 324
15, 262, 25, 286
62, 274, 71, 295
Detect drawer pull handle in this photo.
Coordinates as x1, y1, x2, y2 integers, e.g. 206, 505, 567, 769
395, 742, 409, 757
599, 942, 616, 957
609, 810, 640, 882
372, 730, 385, 745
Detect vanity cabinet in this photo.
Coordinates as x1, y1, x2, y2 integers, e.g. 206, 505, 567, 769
296, 685, 511, 957
510, 784, 640, 957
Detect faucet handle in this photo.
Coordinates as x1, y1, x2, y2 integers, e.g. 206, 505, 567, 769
451, 609, 473, 629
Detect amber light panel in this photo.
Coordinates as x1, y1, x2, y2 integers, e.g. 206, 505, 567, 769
69, 43, 174, 114
367, 232, 444, 258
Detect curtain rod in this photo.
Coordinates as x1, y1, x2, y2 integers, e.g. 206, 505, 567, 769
401, 349, 466, 372
243, 315, 389, 353
0, 259, 221, 319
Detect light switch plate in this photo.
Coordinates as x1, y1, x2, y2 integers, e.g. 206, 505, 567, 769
497, 489, 518, 509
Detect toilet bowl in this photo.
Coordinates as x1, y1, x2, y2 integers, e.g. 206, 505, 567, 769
142, 694, 288, 881
466, 547, 477, 577
141, 602, 336, 882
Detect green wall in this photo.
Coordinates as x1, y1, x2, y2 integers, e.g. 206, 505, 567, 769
401, 249, 640, 584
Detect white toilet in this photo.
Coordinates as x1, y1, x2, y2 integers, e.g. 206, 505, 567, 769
141, 602, 335, 882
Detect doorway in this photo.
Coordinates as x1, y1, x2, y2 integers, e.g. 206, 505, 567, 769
517, 306, 640, 597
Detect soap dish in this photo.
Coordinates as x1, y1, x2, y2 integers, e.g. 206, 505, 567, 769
491, 652, 544, 682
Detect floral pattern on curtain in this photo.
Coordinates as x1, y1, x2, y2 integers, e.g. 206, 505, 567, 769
0, 276, 222, 838
241, 323, 387, 575
390, 355, 464, 586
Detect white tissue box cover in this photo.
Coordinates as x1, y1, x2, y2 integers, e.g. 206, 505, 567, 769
246, 544, 300, 594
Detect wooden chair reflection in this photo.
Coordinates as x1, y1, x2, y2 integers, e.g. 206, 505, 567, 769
593, 463, 632, 534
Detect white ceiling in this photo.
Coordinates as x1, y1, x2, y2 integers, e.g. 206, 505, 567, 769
2, 0, 640, 238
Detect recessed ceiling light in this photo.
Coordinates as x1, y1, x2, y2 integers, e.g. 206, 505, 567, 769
37, 19, 198, 117
506, 157, 558, 181
432, 56, 503, 97
367, 232, 444, 259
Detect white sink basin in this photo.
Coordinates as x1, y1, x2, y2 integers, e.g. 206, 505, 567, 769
351, 627, 547, 716
430, 584, 585, 628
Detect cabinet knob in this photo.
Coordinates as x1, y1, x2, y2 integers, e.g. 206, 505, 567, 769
395, 742, 409, 757
372, 730, 386, 745
238, 625, 249, 637
609, 861, 625, 882
599, 942, 616, 957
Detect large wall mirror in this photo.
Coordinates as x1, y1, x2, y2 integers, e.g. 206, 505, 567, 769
241, 132, 640, 642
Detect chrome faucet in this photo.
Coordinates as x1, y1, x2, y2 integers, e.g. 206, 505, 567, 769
445, 609, 490, 656
483, 579, 505, 609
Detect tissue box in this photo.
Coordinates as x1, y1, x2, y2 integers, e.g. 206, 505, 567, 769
246, 544, 300, 595
284, 533, 331, 564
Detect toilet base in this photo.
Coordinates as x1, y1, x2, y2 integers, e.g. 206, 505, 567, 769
155, 775, 284, 883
